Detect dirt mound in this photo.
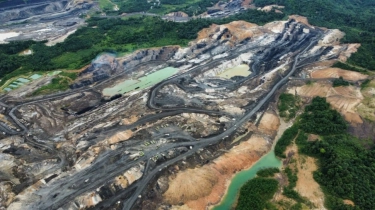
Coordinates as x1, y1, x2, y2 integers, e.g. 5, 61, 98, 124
311, 68, 368, 81
107, 130, 133, 145
197, 21, 260, 43
258, 112, 280, 136
163, 135, 269, 209
163, 168, 218, 203
289, 15, 312, 27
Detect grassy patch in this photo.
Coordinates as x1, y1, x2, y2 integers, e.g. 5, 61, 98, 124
332, 76, 350, 87
274, 124, 299, 158
32, 77, 70, 96
278, 93, 300, 121
99, 0, 115, 11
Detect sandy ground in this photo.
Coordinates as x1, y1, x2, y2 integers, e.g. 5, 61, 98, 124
295, 154, 325, 209
0, 32, 20, 43
164, 135, 269, 210
288, 82, 364, 125
163, 113, 284, 210
343, 200, 355, 206
197, 21, 260, 42
46, 29, 77, 46
107, 130, 133, 145
258, 112, 281, 136
282, 142, 326, 210
357, 78, 375, 121
311, 68, 368, 81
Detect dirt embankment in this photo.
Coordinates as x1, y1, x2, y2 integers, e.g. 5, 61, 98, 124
196, 21, 261, 44
164, 135, 269, 209
288, 82, 364, 125
311, 68, 368, 81
163, 112, 280, 210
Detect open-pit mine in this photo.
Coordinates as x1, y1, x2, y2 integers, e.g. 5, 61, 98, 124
0, 17, 361, 210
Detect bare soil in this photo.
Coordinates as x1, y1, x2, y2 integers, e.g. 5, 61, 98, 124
311, 68, 368, 81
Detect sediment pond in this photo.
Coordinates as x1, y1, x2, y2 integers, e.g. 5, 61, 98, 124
218, 64, 251, 79
103, 67, 178, 96
213, 148, 281, 210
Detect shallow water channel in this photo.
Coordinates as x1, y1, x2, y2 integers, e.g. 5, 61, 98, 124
213, 148, 281, 210
103, 67, 178, 96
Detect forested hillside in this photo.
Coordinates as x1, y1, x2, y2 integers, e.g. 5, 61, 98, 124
254, 0, 375, 70
273, 97, 375, 210
0, 10, 283, 86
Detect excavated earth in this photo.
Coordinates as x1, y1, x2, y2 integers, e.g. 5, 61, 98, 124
0, 16, 364, 210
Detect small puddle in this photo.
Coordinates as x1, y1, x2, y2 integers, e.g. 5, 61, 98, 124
103, 67, 178, 96
218, 64, 251, 79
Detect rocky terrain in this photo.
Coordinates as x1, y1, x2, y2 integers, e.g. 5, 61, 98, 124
0, 16, 363, 210
0, 0, 94, 43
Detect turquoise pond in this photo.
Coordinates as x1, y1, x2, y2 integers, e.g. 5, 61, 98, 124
103, 67, 178, 96
213, 149, 281, 210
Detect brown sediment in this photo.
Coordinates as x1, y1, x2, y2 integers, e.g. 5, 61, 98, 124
311, 68, 368, 81
163, 113, 282, 210
163, 135, 269, 210
107, 130, 133, 145
197, 21, 260, 42
343, 199, 355, 206
282, 143, 326, 209
258, 112, 281, 136
288, 83, 364, 126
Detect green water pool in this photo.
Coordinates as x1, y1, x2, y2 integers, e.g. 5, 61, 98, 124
103, 67, 178, 96
213, 149, 281, 210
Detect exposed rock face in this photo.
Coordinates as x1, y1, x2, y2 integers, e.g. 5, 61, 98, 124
71, 47, 179, 88
163, 133, 271, 210
0, 16, 365, 210
0, 0, 93, 24
71, 54, 118, 88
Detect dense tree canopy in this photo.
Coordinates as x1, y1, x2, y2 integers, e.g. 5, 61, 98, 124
299, 97, 347, 135
236, 177, 279, 210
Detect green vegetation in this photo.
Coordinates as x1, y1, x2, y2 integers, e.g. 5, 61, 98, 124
99, 0, 115, 11
332, 62, 366, 73
332, 76, 350, 87
236, 177, 279, 210
257, 96, 374, 209
278, 93, 300, 121
360, 79, 371, 89
278, 96, 375, 210
0, 9, 283, 88
111, 0, 218, 16
299, 97, 347, 135
274, 124, 298, 158
32, 77, 71, 96
253, 0, 375, 70
256, 167, 280, 177
283, 167, 305, 203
